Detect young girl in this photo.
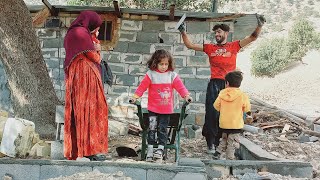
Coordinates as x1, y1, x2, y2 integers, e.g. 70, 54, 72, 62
130, 49, 192, 161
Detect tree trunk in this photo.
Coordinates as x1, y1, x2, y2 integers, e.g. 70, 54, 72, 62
0, 0, 61, 139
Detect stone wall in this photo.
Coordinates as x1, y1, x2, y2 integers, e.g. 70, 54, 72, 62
0, 12, 239, 127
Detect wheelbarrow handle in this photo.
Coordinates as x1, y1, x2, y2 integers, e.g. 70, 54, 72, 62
182, 99, 191, 108
129, 99, 141, 106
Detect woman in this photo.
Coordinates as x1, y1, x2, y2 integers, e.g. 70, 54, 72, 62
63, 11, 108, 161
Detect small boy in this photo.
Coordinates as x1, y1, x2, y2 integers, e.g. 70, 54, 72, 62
212, 71, 251, 160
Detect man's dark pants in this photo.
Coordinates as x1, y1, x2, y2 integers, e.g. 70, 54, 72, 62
202, 79, 225, 150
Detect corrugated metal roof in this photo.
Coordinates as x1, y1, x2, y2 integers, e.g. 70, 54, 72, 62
28, 5, 257, 21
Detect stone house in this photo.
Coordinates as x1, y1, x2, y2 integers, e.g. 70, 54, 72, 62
0, 4, 258, 128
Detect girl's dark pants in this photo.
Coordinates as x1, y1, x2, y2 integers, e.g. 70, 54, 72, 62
202, 78, 225, 150
147, 111, 170, 146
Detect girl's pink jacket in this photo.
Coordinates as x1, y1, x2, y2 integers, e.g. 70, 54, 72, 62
134, 70, 189, 114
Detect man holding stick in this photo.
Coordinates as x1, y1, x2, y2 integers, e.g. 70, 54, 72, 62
178, 14, 266, 154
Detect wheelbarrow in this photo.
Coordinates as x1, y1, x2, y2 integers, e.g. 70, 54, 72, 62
129, 99, 190, 162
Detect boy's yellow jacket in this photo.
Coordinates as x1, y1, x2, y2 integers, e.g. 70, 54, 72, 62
213, 87, 251, 129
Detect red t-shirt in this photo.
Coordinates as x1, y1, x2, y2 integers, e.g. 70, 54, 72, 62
203, 41, 241, 79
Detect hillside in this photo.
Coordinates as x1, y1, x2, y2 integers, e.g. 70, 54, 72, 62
220, 0, 320, 117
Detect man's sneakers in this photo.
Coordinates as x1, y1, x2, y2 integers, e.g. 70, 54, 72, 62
212, 151, 221, 160
207, 148, 215, 154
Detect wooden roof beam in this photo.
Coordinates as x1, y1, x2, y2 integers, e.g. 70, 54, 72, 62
42, 0, 58, 16
113, 0, 122, 18
169, 4, 175, 21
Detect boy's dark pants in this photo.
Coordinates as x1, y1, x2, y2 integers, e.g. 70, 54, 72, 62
147, 111, 170, 146
202, 79, 225, 150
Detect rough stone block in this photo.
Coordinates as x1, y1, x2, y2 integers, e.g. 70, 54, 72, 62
173, 44, 195, 56
187, 22, 210, 33
121, 20, 142, 31
106, 52, 121, 63
147, 169, 176, 180
45, 58, 60, 69
41, 48, 58, 58
36, 29, 57, 38
195, 113, 205, 126
187, 56, 210, 67
121, 53, 143, 64
94, 166, 147, 180
40, 165, 92, 180
196, 91, 206, 103
206, 165, 230, 178
188, 103, 205, 113
113, 41, 129, 53
196, 68, 211, 78
109, 120, 128, 136
51, 68, 61, 80
164, 22, 180, 32
159, 33, 181, 44
58, 48, 66, 58
184, 125, 202, 139
129, 65, 148, 75
115, 74, 138, 86
173, 172, 206, 180
178, 158, 205, 167
142, 54, 151, 64
0, 164, 40, 180
127, 106, 139, 119
42, 38, 64, 48
109, 85, 129, 95
142, 21, 165, 32
119, 31, 137, 42
182, 113, 195, 125
175, 68, 196, 78
184, 78, 208, 91
55, 105, 65, 123
173, 56, 186, 67
183, 34, 204, 44
108, 63, 128, 74
109, 106, 128, 118
137, 32, 159, 43
128, 42, 151, 54
150, 44, 173, 53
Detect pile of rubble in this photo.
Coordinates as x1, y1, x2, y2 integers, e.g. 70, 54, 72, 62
0, 110, 51, 159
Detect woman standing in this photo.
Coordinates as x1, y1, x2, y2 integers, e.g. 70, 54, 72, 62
63, 11, 108, 161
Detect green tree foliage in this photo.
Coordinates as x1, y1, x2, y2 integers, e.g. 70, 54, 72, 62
287, 18, 316, 60
251, 38, 290, 77
251, 18, 320, 77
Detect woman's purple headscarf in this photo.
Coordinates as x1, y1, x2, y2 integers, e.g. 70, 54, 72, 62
64, 11, 102, 74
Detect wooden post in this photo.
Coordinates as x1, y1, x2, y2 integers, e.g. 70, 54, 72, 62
42, 0, 58, 16
169, 4, 175, 21
113, 0, 122, 18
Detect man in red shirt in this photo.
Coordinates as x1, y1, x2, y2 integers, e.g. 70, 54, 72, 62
179, 15, 266, 154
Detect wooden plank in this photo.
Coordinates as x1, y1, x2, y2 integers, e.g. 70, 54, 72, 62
280, 124, 291, 138
42, 0, 58, 16
169, 4, 175, 20
113, 0, 122, 18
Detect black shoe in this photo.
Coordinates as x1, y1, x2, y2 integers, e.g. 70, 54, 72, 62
212, 151, 220, 160
86, 154, 111, 161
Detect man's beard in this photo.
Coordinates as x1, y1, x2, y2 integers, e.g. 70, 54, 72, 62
216, 36, 225, 44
